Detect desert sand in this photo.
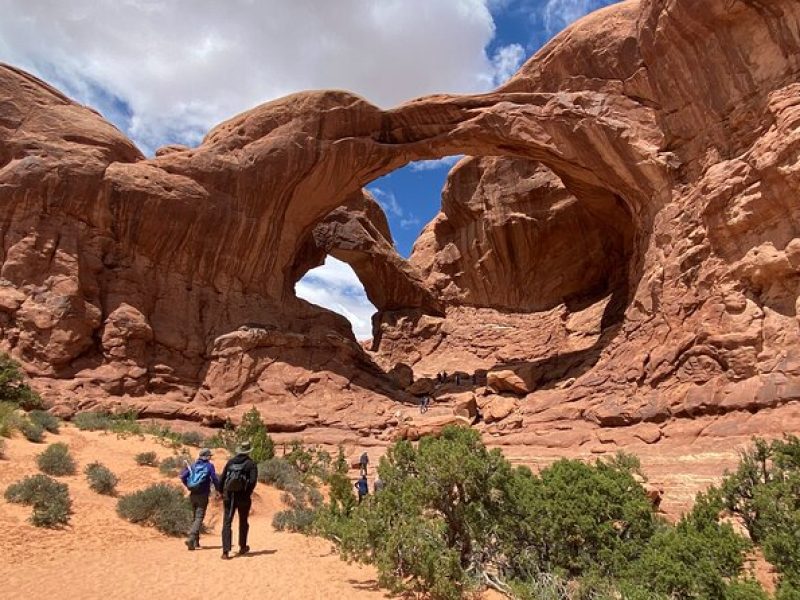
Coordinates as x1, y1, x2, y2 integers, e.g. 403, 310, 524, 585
0, 427, 399, 600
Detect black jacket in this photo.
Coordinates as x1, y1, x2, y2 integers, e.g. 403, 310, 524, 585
220, 453, 258, 496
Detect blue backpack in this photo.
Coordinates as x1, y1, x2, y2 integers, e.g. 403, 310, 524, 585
186, 461, 210, 492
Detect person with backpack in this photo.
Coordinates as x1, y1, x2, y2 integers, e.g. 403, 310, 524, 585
180, 448, 221, 551
359, 451, 369, 476
354, 475, 369, 504
219, 440, 258, 560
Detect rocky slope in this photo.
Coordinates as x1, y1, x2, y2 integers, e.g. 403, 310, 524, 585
1, 0, 799, 451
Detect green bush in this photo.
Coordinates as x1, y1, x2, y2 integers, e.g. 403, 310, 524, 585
28, 410, 60, 433
135, 451, 159, 467
0, 354, 42, 410
73, 411, 113, 431
208, 409, 274, 463
4, 474, 71, 527
20, 418, 45, 443
85, 462, 118, 495
0, 401, 23, 437
158, 454, 188, 477
308, 426, 764, 600
117, 483, 192, 536
36, 442, 76, 476
0, 438, 5, 459
722, 435, 800, 593
271, 483, 323, 533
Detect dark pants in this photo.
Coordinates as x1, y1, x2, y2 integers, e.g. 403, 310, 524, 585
222, 493, 251, 553
188, 493, 209, 545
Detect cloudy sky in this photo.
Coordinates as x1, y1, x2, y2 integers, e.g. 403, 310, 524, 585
1, 0, 620, 340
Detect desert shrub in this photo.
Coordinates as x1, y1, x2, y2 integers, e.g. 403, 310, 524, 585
310, 425, 762, 600
258, 457, 301, 490
4, 473, 71, 527
0, 354, 42, 410
271, 482, 323, 533
0, 438, 5, 459
158, 453, 189, 477
109, 410, 142, 437
180, 430, 204, 447
20, 419, 45, 443
85, 461, 118, 495
135, 451, 159, 467
208, 409, 274, 462
28, 410, 60, 433
36, 442, 76, 476
73, 411, 113, 431
117, 483, 192, 536
0, 401, 23, 438
722, 436, 800, 593
625, 489, 751, 599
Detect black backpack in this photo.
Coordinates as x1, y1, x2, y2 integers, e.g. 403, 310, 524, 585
224, 461, 249, 493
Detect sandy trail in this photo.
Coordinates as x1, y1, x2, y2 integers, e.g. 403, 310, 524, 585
0, 427, 390, 600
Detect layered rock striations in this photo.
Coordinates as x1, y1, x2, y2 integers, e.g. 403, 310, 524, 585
0, 0, 799, 451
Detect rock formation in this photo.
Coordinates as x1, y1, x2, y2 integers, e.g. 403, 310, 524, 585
1, 0, 800, 455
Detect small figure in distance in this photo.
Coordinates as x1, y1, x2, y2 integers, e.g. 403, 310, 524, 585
355, 474, 369, 504
180, 447, 222, 551
359, 451, 369, 476
219, 440, 259, 560
455, 373, 461, 386
419, 394, 431, 414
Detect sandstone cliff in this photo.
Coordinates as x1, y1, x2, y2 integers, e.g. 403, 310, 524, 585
1, 0, 799, 452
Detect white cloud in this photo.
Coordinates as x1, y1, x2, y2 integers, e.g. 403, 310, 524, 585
408, 155, 464, 172
369, 186, 421, 230
295, 257, 376, 340
490, 43, 526, 84
543, 0, 619, 37
0, 0, 522, 155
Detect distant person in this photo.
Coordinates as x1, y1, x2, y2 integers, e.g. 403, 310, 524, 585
219, 440, 258, 560
180, 448, 221, 551
355, 475, 369, 504
455, 373, 461, 386
373, 477, 385, 493
419, 395, 431, 413
359, 451, 369, 476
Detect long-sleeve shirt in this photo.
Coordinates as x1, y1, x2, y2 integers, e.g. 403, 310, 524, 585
180, 459, 221, 496
219, 453, 258, 496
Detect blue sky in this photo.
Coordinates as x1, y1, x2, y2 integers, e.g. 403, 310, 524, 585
1, 0, 620, 339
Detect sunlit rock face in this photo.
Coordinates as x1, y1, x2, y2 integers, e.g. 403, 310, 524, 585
2, 0, 800, 452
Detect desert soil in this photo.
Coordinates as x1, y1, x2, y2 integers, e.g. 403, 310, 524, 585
0, 427, 398, 600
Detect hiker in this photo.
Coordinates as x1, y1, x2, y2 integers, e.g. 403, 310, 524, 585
455, 373, 461, 386
359, 451, 369, 476
180, 447, 221, 551
219, 440, 259, 560
419, 395, 429, 414
373, 477, 385, 494
355, 475, 369, 504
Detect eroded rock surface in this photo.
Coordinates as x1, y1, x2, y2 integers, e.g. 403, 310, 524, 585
1, 0, 800, 452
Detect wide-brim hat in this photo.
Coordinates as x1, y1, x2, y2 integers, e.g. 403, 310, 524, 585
236, 440, 252, 455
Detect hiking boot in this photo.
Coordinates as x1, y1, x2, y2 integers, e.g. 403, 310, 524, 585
239, 545, 250, 555
221, 551, 231, 560
185, 539, 196, 551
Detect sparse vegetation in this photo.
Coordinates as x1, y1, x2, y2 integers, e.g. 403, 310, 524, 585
85, 462, 118, 495
36, 442, 76, 476
28, 410, 60, 433
5, 474, 71, 527
0, 354, 42, 410
0, 401, 22, 438
73, 411, 114, 431
135, 451, 159, 467
0, 438, 5, 459
117, 483, 192, 536
158, 453, 188, 477
179, 430, 204, 447
258, 457, 302, 490
20, 419, 45, 443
